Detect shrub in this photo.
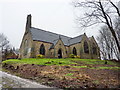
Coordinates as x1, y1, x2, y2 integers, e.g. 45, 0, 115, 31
69, 54, 75, 58
69, 54, 80, 58
36, 54, 44, 58
74, 55, 80, 58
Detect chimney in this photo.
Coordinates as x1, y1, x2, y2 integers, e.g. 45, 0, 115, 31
25, 14, 32, 34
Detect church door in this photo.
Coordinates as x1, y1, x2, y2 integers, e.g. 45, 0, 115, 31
58, 49, 62, 58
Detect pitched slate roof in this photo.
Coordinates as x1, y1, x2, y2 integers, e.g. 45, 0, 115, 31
30, 27, 84, 46
69, 35, 84, 45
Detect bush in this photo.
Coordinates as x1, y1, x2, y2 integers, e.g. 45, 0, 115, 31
69, 54, 75, 58
74, 55, 80, 58
69, 54, 80, 58
36, 54, 44, 58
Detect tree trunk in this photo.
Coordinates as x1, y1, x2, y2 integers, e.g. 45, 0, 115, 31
99, 0, 120, 53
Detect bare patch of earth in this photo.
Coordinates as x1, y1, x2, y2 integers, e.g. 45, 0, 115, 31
2, 63, 120, 89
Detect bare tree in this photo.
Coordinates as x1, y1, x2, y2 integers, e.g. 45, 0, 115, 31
114, 17, 120, 42
97, 25, 120, 60
0, 33, 10, 50
0, 33, 11, 60
73, 0, 120, 53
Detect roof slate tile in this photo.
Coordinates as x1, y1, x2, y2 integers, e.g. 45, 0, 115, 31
30, 27, 84, 46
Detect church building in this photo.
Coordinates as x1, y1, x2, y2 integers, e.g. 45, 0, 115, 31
19, 14, 100, 59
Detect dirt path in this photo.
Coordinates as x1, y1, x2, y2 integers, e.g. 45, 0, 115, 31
1, 71, 58, 88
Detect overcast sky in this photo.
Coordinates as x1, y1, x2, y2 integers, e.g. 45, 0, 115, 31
1, 0, 118, 49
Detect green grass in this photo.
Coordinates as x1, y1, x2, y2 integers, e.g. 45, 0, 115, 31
97, 66, 120, 69
71, 59, 119, 66
2, 58, 77, 66
65, 73, 74, 76
2, 58, 120, 70
72, 65, 88, 68
72, 66, 120, 69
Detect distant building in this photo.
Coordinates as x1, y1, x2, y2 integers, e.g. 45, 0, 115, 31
6, 51, 18, 59
19, 14, 100, 59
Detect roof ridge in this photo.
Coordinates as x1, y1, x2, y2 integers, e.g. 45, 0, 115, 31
31, 27, 72, 38
69, 34, 84, 40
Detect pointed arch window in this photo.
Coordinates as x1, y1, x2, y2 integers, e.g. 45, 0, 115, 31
73, 47, 77, 55
92, 43, 97, 55
40, 44, 45, 55
93, 47, 97, 55
84, 41, 89, 53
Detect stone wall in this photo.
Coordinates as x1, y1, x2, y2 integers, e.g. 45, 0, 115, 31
69, 35, 100, 59
53, 39, 68, 58
79, 35, 92, 59
49, 49, 54, 58
32, 41, 53, 58
69, 43, 81, 56
19, 31, 33, 58
89, 37, 100, 59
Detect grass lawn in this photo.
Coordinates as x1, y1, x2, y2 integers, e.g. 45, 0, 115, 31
2, 58, 120, 69
2, 58, 76, 65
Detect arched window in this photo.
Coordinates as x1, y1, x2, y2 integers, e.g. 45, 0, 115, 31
92, 46, 97, 55
84, 41, 89, 53
58, 48, 62, 58
73, 47, 77, 55
24, 39, 28, 55
40, 44, 45, 55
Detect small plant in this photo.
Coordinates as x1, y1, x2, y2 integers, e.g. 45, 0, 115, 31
65, 73, 74, 76
74, 55, 80, 58
93, 80, 99, 84
69, 54, 75, 58
69, 54, 80, 58
36, 54, 44, 58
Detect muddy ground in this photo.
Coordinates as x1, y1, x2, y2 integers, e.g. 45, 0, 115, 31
2, 63, 120, 89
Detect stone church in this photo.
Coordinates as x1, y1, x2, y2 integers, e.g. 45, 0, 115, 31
19, 14, 100, 59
